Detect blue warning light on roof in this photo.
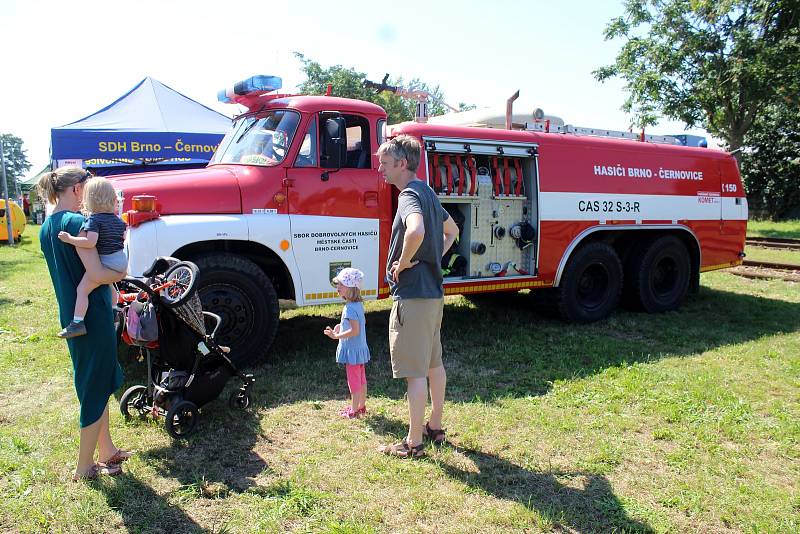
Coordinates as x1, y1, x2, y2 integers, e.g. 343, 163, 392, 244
671, 134, 708, 148
218, 75, 283, 103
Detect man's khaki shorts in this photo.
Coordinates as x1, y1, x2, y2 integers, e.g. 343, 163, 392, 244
389, 298, 444, 378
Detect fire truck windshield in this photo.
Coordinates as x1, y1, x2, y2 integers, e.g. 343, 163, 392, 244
211, 110, 300, 167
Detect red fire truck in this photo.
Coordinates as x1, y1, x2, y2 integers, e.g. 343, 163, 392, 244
113, 76, 747, 365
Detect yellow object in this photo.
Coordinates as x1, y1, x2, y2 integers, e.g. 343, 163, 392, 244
0, 199, 26, 242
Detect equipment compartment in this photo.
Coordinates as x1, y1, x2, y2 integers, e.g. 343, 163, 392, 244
430, 145, 538, 280
441, 202, 471, 279
428, 153, 526, 198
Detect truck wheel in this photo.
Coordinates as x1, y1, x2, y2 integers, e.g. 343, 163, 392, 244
629, 235, 690, 313
193, 253, 279, 366
557, 242, 622, 322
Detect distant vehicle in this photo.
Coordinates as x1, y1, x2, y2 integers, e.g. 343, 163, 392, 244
0, 200, 25, 242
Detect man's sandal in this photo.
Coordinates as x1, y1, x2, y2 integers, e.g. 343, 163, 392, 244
378, 439, 426, 459
72, 462, 122, 482
103, 448, 134, 465
425, 422, 446, 445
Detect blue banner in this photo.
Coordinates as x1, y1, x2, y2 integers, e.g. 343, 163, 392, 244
51, 130, 223, 161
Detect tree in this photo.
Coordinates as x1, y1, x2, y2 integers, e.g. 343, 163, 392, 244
594, 0, 800, 153
294, 53, 473, 124
1, 134, 31, 200
740, 101, 800, 219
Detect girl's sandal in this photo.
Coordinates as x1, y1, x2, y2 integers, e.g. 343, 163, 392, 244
103, 448, 134, 465
339, 406, 359, 419
378, 439, 426, 459
425, 422, 446, 446
72, 462, 122, 482
340, 406, 368, 419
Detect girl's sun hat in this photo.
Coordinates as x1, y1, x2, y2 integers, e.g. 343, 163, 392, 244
332, 267, 364, 288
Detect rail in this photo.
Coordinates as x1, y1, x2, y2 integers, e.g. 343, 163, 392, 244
745, 237, 800, 250
727, 259, 800, 282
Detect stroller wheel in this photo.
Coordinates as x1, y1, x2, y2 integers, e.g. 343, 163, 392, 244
160, 261, 199, 308
229, 391, 251, 410
165, 400, 199, 438
120, 385, 150, 419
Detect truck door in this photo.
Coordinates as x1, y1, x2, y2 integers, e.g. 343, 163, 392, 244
285, 113, 382, 306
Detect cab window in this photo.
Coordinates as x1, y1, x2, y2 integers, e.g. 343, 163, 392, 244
210, 110, 300, 167
294, 120, 318, 167
321, 114, 370, 169
377, 119, 387, 145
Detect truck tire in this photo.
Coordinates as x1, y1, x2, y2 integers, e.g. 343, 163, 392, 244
628, 235, 690, 313
557, 242, 623, 322
193, 253, 279, 367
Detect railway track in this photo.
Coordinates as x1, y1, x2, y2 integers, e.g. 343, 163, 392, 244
742, 259, 800, 271
745, 237, 800, 250
728, 259, 800, 282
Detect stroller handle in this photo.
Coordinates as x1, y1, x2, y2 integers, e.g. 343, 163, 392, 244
202, 311, 223, 338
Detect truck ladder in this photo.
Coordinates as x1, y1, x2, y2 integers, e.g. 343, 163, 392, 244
525, 122, 681, 145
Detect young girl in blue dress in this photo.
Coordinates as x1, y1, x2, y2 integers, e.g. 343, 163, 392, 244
323, 267, 371, 418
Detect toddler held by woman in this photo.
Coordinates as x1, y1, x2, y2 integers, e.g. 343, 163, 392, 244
57, 177, 128, 338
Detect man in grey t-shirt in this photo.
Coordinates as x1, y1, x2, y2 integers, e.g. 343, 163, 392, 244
377, 135, 460, 458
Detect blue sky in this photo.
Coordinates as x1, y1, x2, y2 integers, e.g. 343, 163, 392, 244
0, 0, 714, 179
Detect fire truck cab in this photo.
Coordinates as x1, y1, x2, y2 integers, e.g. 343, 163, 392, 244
115, 76, 747, 366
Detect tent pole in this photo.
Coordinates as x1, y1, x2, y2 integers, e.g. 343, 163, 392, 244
1, 137, 15, 246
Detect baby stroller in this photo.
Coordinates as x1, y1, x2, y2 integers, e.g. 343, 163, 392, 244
116, 257, 255, 438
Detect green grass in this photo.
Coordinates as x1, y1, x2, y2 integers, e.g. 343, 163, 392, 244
744, 245, 800, 265
747, 219, 800, 239
745, 216, 800, 264
1, 224, 799, 533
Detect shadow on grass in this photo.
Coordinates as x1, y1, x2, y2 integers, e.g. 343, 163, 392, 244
441, 448, 653, 533
103, 362, 266, 532
97, 283, 795, 531
368, 412, 653, 533
261, 285, 800, 405
135, 405, 267, 494
113, 352, 269, 494
96, 474, 208, 534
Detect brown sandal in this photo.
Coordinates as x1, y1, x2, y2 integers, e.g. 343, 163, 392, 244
425, 422, 446, 445
72, 462, 122, 482
378, 439, 426, 459
103, 448, 134, 465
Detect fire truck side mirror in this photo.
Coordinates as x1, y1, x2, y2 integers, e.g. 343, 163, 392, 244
321, 117, 346, 170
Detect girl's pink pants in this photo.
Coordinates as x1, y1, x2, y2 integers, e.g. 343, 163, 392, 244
345, 364, 366, 393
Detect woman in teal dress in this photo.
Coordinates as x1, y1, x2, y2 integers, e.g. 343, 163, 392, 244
38, 167, 130, 481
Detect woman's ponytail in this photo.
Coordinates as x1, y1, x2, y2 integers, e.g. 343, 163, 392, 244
37, 171, 58, 204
